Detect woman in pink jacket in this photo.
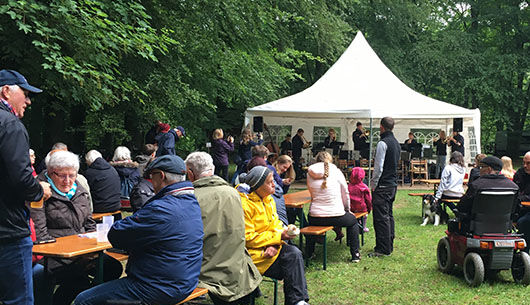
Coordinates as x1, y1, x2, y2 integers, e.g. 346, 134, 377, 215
306, 151, 361, 263
349, 167, 372, 232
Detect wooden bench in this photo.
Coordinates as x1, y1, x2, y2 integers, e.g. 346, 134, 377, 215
176, 287, 208, 304
104, 250, 129, 262
354, 212, 368, 246
92, 210, 121, 221
300, 226, 333, 270
408, 192, 434, 197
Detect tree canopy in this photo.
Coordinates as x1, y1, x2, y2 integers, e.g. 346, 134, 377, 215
1, 0, 528, 157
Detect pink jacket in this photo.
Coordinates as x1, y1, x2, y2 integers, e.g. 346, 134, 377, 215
348, 167, 372, 213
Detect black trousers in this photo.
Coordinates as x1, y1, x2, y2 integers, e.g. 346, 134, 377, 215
372, 186, 397, 255
209, 289, 260, 305
214, 164, 229, 181
263, 244, 308, 305
306, 213, 360, 259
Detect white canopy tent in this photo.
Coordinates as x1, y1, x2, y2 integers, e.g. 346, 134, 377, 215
245, 31, 481, 165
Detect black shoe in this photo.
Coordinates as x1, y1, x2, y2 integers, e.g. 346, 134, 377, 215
367, 251, 390, 258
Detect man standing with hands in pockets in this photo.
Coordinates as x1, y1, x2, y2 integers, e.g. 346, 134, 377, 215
0, 69, 52, 305
369, 117, 400, 258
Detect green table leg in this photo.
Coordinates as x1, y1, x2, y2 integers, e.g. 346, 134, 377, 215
95, 252, 104, 284
298, 208, 305, 250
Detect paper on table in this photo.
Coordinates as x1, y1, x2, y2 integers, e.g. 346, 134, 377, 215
78, 232, 98, 239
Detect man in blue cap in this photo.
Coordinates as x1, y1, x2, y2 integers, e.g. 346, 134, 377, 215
0, 69, 52, 305
74, 155, 204, 305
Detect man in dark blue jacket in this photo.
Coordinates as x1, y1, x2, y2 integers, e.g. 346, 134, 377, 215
0, 70, 52, 305
74, 155, 203, 305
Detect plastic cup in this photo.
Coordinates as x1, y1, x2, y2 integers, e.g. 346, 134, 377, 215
102, 216, 114, 229
96, 223, 109, 243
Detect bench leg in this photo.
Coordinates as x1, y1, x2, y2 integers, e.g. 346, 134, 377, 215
273, 279, 278, 305
323, 232, 327, 270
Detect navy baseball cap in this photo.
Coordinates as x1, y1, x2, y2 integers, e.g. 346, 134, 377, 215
145, 155, 186, 175
0, 70, 42, 93
176, 126, 186, 137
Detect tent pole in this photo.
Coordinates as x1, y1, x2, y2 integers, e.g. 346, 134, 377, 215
368, 117, 373, 189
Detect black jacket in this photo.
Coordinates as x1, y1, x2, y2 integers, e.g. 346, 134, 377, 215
130, 178, 155, 212
514, 168, 530, 202
377, 131, 401, 187
0, 102, 43, 241
84, 157, 122, 213
458, 174, 519, 215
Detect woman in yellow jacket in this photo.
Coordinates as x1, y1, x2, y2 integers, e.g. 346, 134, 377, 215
237, 165, 310, 305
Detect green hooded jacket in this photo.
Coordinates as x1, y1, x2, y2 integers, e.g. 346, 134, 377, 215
193, 175, 262, 301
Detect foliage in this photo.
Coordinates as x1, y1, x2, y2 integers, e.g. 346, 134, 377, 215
0, 0, 528, 157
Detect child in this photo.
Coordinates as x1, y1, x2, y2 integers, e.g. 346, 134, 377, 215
348, 167, 372, 232
332, 166, 372, 242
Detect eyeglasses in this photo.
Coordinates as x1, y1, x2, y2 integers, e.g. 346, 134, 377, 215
52, 171, 77, 181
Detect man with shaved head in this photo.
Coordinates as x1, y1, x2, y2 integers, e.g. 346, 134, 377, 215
515, 152, 530, 251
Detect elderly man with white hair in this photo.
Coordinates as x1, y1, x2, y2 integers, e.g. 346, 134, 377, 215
185, 152, 262, 305
84, 149, 122, 214
31, 150, 122, 305
0, 69, 52, 305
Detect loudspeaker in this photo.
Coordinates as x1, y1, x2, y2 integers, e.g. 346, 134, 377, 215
453, 118, 463, 132
253, 116, 263, 132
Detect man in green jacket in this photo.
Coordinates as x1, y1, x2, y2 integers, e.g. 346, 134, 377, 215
185, 151, 262, 305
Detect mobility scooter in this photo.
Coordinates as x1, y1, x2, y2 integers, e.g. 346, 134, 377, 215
436, 189, 530, 286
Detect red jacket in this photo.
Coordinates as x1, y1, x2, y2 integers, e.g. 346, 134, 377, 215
348, 167, 372, 213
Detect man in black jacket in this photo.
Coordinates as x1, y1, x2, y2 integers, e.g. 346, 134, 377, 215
458, 156, 518, 213
0, 70, 51, 305
84, 150, 122, 214
515, 152, 530, 249
369, 117, 400, 257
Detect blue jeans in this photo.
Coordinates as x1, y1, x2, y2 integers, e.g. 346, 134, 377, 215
74, 276, 186, 305
0, 236, 33, 305
435, 155, 446, 179
33, 263, 54, 305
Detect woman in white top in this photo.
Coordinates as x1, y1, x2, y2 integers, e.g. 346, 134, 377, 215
435, 151, 466, 201
306, 151, 360, 262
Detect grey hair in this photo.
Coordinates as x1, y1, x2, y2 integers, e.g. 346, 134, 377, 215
51, 142, 67, 150
47, 150, 79, 172
164, 172, 186, 183
112, 146, 131, 161
85, 150, 102, 166
185, 152, 215, 178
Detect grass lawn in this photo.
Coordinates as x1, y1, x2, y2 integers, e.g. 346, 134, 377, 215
255, 189, 530, 305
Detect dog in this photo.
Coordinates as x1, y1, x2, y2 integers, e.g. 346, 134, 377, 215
421, 194, 448, 226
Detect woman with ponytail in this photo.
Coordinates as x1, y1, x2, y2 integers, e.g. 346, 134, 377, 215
306, 151, 361, 263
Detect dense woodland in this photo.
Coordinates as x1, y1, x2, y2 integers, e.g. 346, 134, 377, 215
0, 0, 528, 158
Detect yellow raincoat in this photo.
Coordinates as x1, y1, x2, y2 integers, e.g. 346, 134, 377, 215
239, 190, 284, 274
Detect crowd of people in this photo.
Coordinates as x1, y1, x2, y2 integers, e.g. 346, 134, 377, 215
3, 68, 530, 305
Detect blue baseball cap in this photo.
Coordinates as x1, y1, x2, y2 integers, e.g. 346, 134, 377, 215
145, 155, 186, 175
0, 70, 42, 93
176, 126, 186, 137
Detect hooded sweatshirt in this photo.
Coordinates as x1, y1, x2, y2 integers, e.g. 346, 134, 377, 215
348, 167, 372, 213
307, 162, 349, 217
435, 163, 466, 199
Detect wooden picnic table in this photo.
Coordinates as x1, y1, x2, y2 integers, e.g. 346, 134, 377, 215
33, 234, 112, 285
92, 210, 121, 221
284, 189, 311, 249
418, 178, 469, 192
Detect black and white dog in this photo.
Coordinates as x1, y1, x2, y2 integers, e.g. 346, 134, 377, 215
421, 195, 448, 226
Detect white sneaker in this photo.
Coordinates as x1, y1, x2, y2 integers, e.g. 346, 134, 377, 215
295, 301, 310, 305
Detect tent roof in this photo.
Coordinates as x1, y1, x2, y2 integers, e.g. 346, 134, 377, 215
247, 31, 478, 119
